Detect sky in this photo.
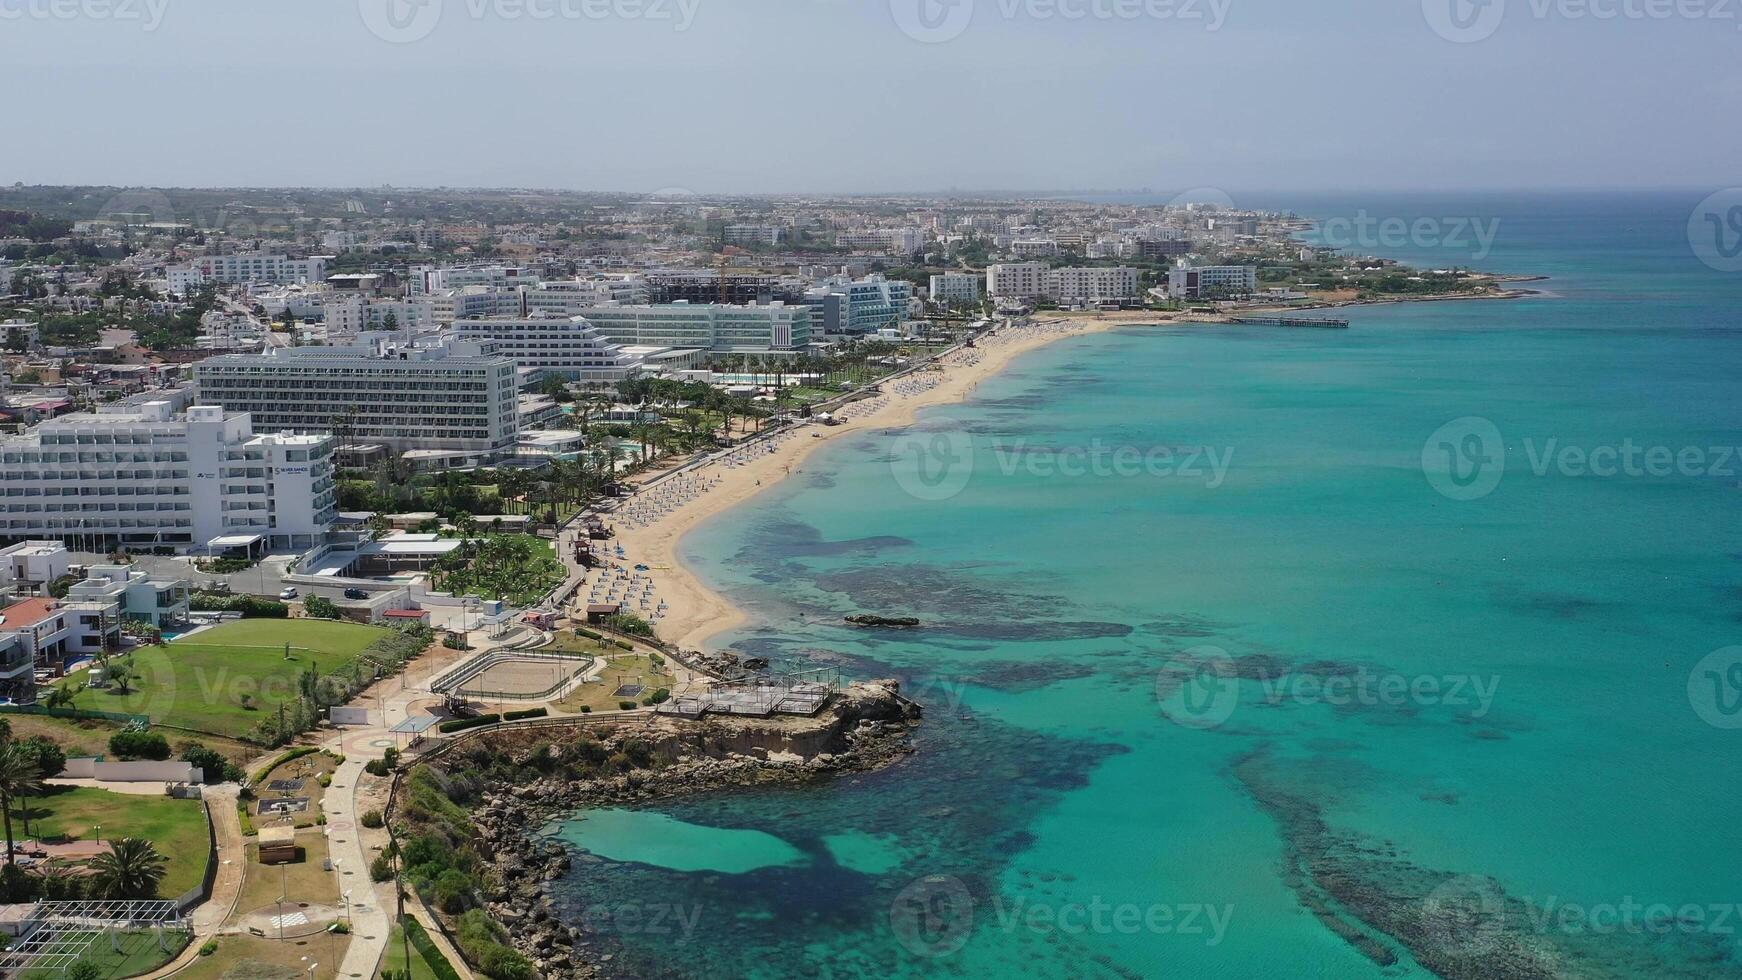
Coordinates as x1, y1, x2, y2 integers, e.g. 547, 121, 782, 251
2, 0, 1737, 194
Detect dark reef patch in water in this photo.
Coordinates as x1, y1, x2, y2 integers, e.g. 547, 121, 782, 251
755, 518, 915, 559
1232, 747, 1742, 979
546, 715, 1137, 980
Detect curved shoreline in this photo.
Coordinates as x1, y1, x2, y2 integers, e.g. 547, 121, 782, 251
607, 315, 1131, 657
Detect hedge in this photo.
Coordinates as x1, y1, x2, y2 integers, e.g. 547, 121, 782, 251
502, 708, 548, 722
403, 916, 464, 980
437, 714, 501, 734
251, 746, 320, 784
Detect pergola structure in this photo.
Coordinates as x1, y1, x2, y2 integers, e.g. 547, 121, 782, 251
0, 900, 187, 974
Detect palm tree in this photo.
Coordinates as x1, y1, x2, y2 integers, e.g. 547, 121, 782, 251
0, 744, 45, 864
88, 837, 169, 898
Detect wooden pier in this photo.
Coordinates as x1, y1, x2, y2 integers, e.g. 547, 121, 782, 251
1225, 315, 1350, 329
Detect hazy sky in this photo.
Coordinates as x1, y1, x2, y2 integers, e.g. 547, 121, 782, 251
4, 0, 1736, 193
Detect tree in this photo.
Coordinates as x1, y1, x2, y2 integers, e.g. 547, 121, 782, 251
87, 838, 169, 899
305, 596, 342, 620
105, 657, 135, 695
0, 744, 45, 865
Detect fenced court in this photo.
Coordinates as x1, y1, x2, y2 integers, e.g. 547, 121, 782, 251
431, 650, 594, 702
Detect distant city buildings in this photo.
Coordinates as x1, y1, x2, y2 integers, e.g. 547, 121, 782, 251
167, 252, 329, 293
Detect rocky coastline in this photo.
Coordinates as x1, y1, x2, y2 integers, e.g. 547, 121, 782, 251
408, 681, 921, 980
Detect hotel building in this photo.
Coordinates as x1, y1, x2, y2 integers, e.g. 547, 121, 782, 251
451, 314, 647, 383
568, 302, 813, 354
0, 402, 337, 553
193, 338, 520, 458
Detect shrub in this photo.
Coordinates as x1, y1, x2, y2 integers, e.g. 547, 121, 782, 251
189, 592, 288, 618
578, 705, 592, 713
304, 596, 342, 620
370, 854, 395, 882
437, 714, 500, 734
432, 868, 473, 913
108, 729, 170, 761
502, 708, 547, 722
640, 688, 671, 707
198, 940, 218, 957
574, 627, 601, 640
361, 810, 384, 829
181, 743, 243, 783
250, 746, 319, 784
618, 701, 637, 711
67, 959, 102, 980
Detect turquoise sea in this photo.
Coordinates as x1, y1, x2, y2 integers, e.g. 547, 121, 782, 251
546, 192, 1742, 978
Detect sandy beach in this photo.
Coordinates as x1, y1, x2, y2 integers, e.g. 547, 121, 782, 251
596, 314, 1135, 655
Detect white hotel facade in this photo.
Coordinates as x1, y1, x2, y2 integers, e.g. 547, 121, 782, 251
167, 252, 329, 293
0, 403, 336, 553
569, 302, 813, 354
193, 338, 521, 458
450, 314, 647, 383
988, 263, 1141, 304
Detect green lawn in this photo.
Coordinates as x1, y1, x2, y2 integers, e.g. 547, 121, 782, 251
14, 785, 212, 898
52, 620, 387, 739
381, 920, 454, 980
17, 928, 191, 980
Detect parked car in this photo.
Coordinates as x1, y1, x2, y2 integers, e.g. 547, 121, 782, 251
344, 588, 369, 600
279, 588, 298, 600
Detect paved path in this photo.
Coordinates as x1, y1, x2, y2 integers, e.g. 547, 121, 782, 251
135, 785, 247, 980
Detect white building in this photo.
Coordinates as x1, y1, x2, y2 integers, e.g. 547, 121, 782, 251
1, 319, 40, 351
193, 338, 520, 459
408, 264, 540, 296
451, 314, 647, 383
724, 225, 784, 247
570, 302, 813, 354
1010, 239, 1061, 258
1167, 265, 1258, 300
323, 296, 438, 340
987, 262, 1050, 299
988, 264, 1140, 304
167, 253, 329, 292
0, 402, 336, 553
835, 228, 925, 254
804, 275, 914, 336
1047, 266, 1140, 305
67, 564, 190, 627
928, 273, 982, 306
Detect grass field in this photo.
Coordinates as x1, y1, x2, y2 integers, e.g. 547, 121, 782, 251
16, 785, 211, 898
174, 933, 344, 980
17, 927, 191, 980
238, 830, 339, 912
555, 652, 673, 713
51, 620, 388, 739
0, 712, 257, 767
